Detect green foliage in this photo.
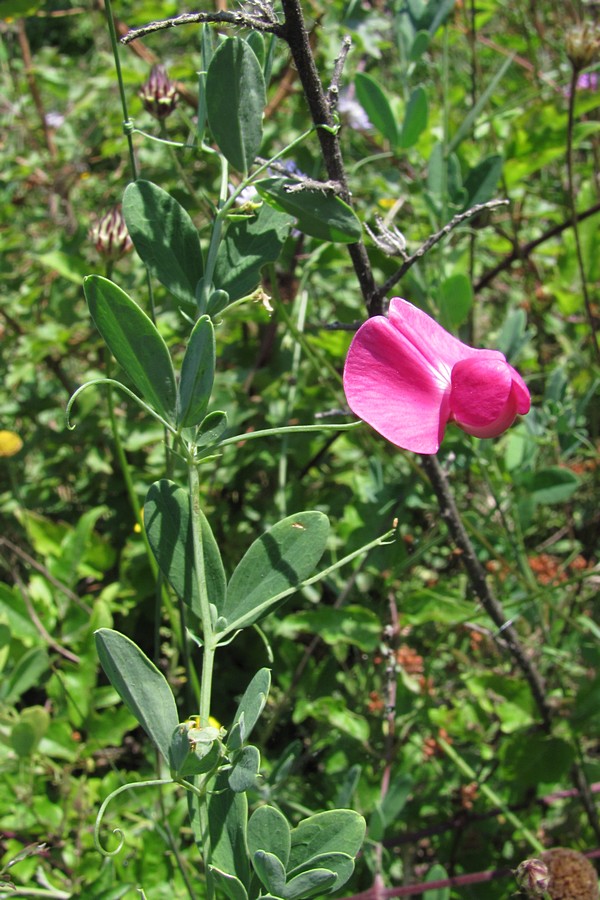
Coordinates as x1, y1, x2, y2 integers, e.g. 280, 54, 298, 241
1, 0, 599, 896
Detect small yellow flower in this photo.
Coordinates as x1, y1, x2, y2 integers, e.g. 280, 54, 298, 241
0, 431, 23, 458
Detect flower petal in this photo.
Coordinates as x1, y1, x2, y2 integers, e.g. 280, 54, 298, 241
388, 298, 488, 373
450, 356, 525, 438
343, 315, 450, 453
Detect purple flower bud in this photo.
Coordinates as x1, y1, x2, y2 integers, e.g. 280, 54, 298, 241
514, 858, 551, 897
90, 206, 133, 261
139, 64, 178, 119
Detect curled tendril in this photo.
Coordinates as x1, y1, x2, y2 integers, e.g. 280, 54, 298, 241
94, 778, 174, 857
65, 378, 174, 433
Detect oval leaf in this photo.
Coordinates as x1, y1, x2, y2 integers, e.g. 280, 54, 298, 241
84, 275, 176, 422
94, 628, 179, 765
123, 180, 203, 306
256, 178, 362, 243
355, 72, 398, 146
178, 315, 215, 427
206, 37, 266, 173
228, 744, 261, 793
228, 668, 271, 750
253, 850, 287, 897
399, 86, 428, 149
145, 480, 226, 618
222, 511, 330, 633
214, 204, 293, 302
284, 869, 337, 900
289, 809, 366, 871
248, 806, 291, 868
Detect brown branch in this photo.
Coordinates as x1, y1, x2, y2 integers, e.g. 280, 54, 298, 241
120, 9, 284, 44
420, 454, 552, 732
279, 0, 379, 314
475, 201, 600, 292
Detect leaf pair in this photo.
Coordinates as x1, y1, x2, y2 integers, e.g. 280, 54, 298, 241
144, 479, 331, 637
83, 276, 214, 429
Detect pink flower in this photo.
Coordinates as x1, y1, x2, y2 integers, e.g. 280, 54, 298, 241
343, 298, 531, 454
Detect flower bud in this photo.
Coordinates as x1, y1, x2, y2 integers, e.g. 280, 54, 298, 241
139, 64, 178, 119
566, 23, 600, 72
514, 858, 551, 897
89, 206, 133, 261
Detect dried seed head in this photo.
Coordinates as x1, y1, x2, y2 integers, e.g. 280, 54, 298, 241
90, 206, 133, 261
541, 847, 599, 900
139, 64, 178, 119
566, 23, 600, 72
514, 858, 551, 897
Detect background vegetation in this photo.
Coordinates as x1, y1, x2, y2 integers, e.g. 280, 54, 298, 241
1, 0, 599, 897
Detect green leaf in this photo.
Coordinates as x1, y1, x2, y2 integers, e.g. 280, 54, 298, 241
520, 467, 580, 505
409, 30, 430, 61
123, 181, 203, 307
248, 806, 291, 868
288, 810, 365, 871
208, 771, 250, 886
197, 410, 229, 448
37, 250, 90, 284
438, 273, 473, 330
94, 629, 179, 765
399, 86, 428, 148
206, 36, 266, 173
256, 178, 362, 243
284, 869, 337, 900
287, 853, 355, 893
462, 154, 503, 210
145, 480, 226, 618
228, 745, 261, 792
423, 864, 450, 900
228, 668, 271, 750
354, 72, 398, 146
253, 851, 287, 897
221, 511, 330, 633
368, 774, 412, 841
10, 706, 50, 757
209, 868, 248, 900
177, 315, 215, 427
214, 204, 293, 302
1, 647, 50, 705
84, 275, 177, 423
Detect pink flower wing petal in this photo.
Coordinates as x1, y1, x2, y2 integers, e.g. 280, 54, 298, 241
343, 315, 450, 454
507, 365, 531, 414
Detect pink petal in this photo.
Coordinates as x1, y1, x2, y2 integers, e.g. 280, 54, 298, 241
507, 365, 531, 414
450, 357, 522, 438
343, 315, 450, 454
388, 298, 487, 372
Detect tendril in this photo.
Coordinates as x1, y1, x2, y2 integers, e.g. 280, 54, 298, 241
94, 778, 175, 857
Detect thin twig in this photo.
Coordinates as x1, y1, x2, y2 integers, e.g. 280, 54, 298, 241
373, 199, 509, 305
121, 9, 284, 44
419, 455, 552, 732
0, 536, 92, 614
327, 35, 352, 111
476, 200, 600, 292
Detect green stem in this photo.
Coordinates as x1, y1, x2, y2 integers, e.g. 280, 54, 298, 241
566, 67, 600, 365
217, 420, 361, 450
103, 0, 137, 181
438, 738, 545, 855
187, 458, 216, 724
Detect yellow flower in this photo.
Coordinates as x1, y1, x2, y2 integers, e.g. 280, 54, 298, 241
0, 431, 23, 458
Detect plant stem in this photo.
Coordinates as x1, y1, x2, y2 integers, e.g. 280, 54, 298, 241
103, 0, 137, 181
565, 67, 600, 365
187, 458, 215, 724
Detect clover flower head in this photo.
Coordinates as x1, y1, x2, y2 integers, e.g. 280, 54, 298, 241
90, 205, 133, 261
343, 298, 530, 454
139, 64, 178, 119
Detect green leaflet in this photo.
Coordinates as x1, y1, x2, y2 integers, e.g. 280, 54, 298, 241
84, 275, 177, 423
